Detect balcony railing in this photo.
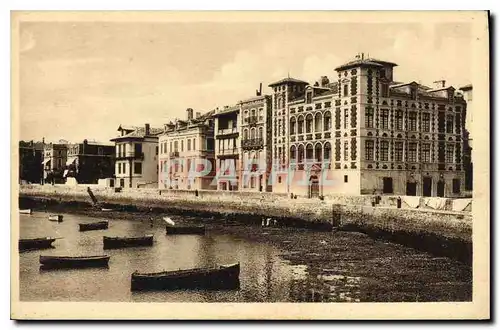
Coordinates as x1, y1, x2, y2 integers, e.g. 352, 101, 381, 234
247, 116, 258, 125
217, 149, 239, 156
241, 138, 264, 150
217, 127, 238, 136
169, 151, 179, 158
115, 152, 144, 160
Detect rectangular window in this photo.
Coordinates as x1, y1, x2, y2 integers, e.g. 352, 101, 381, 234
446, 144, 454, 163
344, 175, 348, 183
187, 139, 191, 151
193, 139, 196, 151
422, 143, 431, 162
134, 162, 142, 174
381, 109, 389, 129
381, 83, 389, 98
160, 143, 163, 154
380, 140, 389, 161
365, 108, 374, 128
365, 140, 374, 161
422, 113, 431, 132
155, 146, 158, 155
181, 140, 184, 151
344, 109, 348, 129
343, 85, 348, 97
452, 178, 461, 194
408, 112, 417, 131
344, 141, 349, 161
170, 142, 173, 152
408, 143, 417, 162
174, 141, 178, 152
395, 142, 404, 162
118, 163, 121, 174
446, 115, 454, 133
134, 143, 142, 156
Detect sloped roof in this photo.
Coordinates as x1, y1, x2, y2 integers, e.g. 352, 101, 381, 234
335, 58, 398, 71
111, 126, 163, 141
268, 77, 309, 87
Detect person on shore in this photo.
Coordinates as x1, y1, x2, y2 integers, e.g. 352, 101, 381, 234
266, 217, 271, 227
261, 218, 266, 227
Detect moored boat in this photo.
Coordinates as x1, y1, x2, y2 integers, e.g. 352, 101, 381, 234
131, 262, 240, 291
39, 255, 110, 269
101, 208, 113, 212
19, 209, 32, 215
19, 237, 57, 251
166, 225, 206, 235
103, 234, 154, 249
79, 221, 109, 232
48, 214, 64, 222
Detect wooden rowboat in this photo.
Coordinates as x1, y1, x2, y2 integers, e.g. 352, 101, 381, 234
103, 234, 154, 249
131, 263, 240, 291
19, 237, 57, 251
166, 225, 206, 235
39, 255, 110, 269
19, 209, 32, 215
48, 214, 63, 222
79, 221, 109, 232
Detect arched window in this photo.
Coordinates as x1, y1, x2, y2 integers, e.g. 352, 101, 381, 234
298, 145, 304, 163
297, 116, 304, 134
315, 143, 322, 162
258, 127, 263, 140
244, 110, 249, 123
324, 111, 332, 131
251, 108, 256, 118
306, 143, 314, 160
250, 128, 256, 139
324, 142, 331, 161
290, 117, 296, 135
314, 113, 322, 132
306, 114, 313, 133
258, 108, 264, 121
243, 129, 249, 140
290, 145, 297, 163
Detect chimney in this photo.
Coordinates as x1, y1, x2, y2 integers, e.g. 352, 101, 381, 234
186, 108, 194, 121
433, 80, 446, 89
196, 112, 201, 119
145, 123, 150, 135
255, 82, 262, 96
320, 76, 329, 87
361, 53, 365, 60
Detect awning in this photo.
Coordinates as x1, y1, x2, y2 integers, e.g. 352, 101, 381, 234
66, 157, 77, 166
63, 170, 69, 178
42, 158, 51, 165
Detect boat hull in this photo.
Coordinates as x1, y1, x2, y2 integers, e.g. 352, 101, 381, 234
48, 215, 63, 222
19, 238, 55, 251
103, 235, 154, 249
39, 255, 110, 269
19, 209, 32, 215
131, 263, 240, 291
166, 226, 205, 235
79, 221, 109, 232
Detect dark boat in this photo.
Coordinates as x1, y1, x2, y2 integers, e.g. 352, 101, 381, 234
39, 255, 110, 269
19, 237, 57, 251
48, 214, 63, 222
103, 234, 154, 249
79, 221, 109, 232
131, 263, 240, 291
166, 225, 206, 235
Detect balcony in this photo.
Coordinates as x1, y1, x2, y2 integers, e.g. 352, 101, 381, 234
246, 116, 259, 125
216, 127, 239, 138
241, 138, 264, 150
169, 151, 179, 158
115, 152, 144, 160
217, 148, 239, 157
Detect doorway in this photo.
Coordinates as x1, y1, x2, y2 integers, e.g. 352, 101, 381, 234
309, 175, 320, 199
406, 182, 417, 196
382, 177, 393, 194
423, 177, 432, 197
437, 181, 445, 197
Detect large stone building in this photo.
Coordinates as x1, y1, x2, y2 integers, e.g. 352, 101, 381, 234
43, 142, 67, 184
110, 124, 162, 188
270, 54, 468, 197
64, 140, 115, 184
19, 140, 44, 184
158, 108, 216, 190
459, 84, 473, 192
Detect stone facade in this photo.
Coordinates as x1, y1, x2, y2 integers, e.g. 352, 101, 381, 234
158, 108, 216, 190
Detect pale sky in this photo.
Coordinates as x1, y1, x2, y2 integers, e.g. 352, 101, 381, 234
18, 21, 472, 143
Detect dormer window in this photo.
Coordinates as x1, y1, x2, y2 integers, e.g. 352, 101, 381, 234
306, 91, 312, 104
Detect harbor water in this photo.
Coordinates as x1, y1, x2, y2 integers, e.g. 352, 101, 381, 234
18, 210, 472, 302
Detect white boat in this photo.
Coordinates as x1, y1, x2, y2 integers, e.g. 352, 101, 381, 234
163, 217, 176, 226
101, 208, 113, 212
19, 209, 32, 215
48, 214, 64, 222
